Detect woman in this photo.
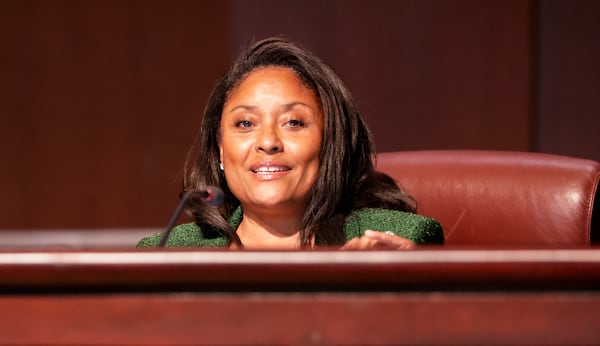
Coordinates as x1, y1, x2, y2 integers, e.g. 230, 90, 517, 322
138, 37, 443, 249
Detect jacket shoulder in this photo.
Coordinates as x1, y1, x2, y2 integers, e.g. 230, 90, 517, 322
344, 208, 444, 245
136, 222, 228, 248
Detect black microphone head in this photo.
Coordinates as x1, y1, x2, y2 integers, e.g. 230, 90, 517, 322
159, 186, 225, 247
203, 186, 225, 206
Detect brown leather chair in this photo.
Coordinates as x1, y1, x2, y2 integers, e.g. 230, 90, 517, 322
375, 150, 600, 246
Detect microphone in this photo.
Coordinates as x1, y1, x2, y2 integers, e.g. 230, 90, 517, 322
191, 186, 225, 207
158, 186, 224, 247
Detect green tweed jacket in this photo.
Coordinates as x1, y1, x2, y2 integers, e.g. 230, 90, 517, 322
137, 207, 444, 248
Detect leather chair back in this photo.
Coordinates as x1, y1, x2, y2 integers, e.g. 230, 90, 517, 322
375, 150, 600, 246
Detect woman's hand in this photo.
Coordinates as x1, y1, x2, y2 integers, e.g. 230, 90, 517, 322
341, 230, 416, 250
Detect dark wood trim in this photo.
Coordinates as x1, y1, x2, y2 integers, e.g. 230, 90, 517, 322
2, 249, 599, 292
1, 292, 598, 345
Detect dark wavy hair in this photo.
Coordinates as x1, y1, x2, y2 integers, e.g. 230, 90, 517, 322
184, 37, 415, 247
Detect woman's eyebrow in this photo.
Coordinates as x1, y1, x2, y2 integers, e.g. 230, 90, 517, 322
281, 102, 314, 112
229, 102, 314, 113
228, 104, 258, 113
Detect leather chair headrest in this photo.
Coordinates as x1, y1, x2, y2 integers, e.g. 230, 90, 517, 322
376, 150, 600, 246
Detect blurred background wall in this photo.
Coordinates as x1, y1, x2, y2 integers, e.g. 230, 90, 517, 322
0, 0, 598, 230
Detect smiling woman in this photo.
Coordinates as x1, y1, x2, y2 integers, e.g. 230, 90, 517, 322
219, 68, 324, 248
137, 37, 444, 249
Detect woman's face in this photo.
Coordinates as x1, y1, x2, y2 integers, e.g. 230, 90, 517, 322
219, 67, 323, 215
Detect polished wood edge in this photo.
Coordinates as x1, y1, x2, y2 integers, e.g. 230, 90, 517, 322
1, 249, 599, 292
1, 248, 600, 265
0, 229, 157, 248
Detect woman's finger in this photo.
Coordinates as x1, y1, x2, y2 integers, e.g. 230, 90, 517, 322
363, 230, 416, 250
340, 236, 381, 250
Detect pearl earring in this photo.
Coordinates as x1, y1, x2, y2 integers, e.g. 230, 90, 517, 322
219, 162, 224, 171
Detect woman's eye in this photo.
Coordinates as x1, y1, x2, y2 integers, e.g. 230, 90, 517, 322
236, 120, 253, 128
287, 119, 305, 127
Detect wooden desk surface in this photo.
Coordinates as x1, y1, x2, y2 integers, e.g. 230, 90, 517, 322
1, 248, 599, 291
1, 248, 599, 345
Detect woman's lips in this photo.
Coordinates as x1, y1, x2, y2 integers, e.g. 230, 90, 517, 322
250, 162, 291, 179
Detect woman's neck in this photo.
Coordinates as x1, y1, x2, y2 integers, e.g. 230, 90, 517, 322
234, 207, 304, 249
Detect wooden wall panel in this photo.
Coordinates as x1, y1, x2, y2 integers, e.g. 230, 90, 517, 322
0, 1, 231, 228
231, 0, 533, 152
537, 0, 600, 161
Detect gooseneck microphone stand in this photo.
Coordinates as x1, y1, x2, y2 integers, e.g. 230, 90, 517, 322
158, 188, 232, 247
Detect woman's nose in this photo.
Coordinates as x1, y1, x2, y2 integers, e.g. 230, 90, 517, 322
256, 125, 282, 154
